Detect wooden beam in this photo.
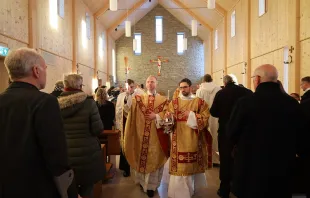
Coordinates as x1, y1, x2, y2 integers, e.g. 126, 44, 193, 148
172, 0, 213, 31
246, 0, 251, 88
72, 0, 77, 73
93, 16, 98, 79
204, 0, 227, 16
28, 0, 38, 49
107, 0, 147, 33
94, 3, 109, 18
106, 33, 109, 80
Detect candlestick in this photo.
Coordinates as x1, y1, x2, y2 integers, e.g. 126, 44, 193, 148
167, 90, 170, 100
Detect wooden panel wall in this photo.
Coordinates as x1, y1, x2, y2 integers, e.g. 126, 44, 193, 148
213, 70, 224, 86
227, 64, 246, 86
300, 39, 310, 81
0, 0, 112, 95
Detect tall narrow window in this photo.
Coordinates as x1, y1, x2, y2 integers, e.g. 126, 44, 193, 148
215, 29, 218, 50
177, 32, 184, 54
57, 0, 65, 18
112, 49, 116, 82
231, 10, 236, 37
86, 13, 91, 40
259, 0, 266, 16
155, 16, 163, 43
134, 33, 142, 55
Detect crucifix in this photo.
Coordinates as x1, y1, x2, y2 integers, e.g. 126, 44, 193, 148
124, 56, 131, 75
150, 56, 169, 76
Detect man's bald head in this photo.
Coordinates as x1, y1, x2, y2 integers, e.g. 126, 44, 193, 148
253, 64, 278, 90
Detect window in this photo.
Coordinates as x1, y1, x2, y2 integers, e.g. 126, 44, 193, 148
258, 0, 266, 17
134, 33, 142, 55
112, 49, 116, 82
215, 29, 218, 50
86, 13, 91, 40
57, 0, 65, 18
231, 10, 236, 37
155, 16, 163, 43
177, 33, 184, 54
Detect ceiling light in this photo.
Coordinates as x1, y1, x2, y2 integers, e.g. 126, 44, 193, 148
110, 0, 117, 11
191, 20, 197, 36
207, 0, 215, 9
125, 21, 131, 37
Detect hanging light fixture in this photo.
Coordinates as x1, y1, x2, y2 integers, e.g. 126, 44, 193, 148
207, 0, 215, 9
110, 0, 118, 11
125, 21, 131, 37
183, 38, 188, 50
191, 20, 197, 37
133, 39, 137, 51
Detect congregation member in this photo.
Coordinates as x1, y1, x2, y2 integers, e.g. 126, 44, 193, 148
0, 47, 73, 198
210, 75, 252, 198
96, 88, 115, 130
51, 80, 64, 97
300, 76, 310, 103
227, 64, 307, 198
165, 78, 211, 198
123, 75, 169, 197
58, 74, 105, 198
115, 79, 136, 177
196, 74, 221, 165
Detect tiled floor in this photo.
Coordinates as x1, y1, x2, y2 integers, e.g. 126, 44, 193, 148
101, 156, 306, 198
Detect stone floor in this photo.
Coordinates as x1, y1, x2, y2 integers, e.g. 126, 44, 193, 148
101, 156, 306, 198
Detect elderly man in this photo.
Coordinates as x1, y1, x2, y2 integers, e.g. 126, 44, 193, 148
210, 75, 252, 198
115, 79, 136, 177
196, 74, 221, 165
300, 76, 310, 103
124, 75, 169, 197
227, 64, 307, 198
0, 48, 72, 198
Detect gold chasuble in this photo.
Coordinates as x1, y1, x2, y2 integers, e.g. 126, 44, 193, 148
168, 97, 211, 176
124, 94, 169, 174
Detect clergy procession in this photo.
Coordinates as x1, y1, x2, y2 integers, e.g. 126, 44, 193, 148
1, 0, 310, 197
0, 47, 309, 198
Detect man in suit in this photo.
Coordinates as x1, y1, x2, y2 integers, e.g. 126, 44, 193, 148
300, 76, 310, 103
0, 48, 72, 198
227, 64, 307, 198
210, 75, 252, 198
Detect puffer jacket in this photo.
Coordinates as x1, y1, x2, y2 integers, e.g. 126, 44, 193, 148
58, 91, 105, 185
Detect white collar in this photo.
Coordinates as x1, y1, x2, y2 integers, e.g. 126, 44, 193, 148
179, 92, 195, 100
306, 88, 310, 92
147, 90, 157, 96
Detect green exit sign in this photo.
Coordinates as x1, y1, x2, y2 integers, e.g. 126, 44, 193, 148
0, 46, 9, 57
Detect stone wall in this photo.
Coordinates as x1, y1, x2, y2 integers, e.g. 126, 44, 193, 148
115, 5, 204, 95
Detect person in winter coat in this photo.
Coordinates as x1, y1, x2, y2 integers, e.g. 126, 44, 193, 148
58, 74, 105, 198
196, 74, 222, 165
51, 80, 64, 97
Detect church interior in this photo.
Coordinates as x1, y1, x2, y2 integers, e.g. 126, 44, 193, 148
0, 0, 309, 198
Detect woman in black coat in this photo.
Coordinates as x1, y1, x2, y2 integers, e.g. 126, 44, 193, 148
58, 74, 105, 198
95, 88, 115, 130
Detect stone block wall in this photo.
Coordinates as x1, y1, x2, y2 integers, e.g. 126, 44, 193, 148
115, 5, 204, 95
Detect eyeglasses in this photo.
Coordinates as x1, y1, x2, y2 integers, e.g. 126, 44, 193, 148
179, 86, 189, 89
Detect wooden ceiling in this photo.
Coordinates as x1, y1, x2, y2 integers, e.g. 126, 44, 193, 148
83, 0, 239, 40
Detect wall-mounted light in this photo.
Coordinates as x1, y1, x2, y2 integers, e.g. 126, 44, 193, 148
207, 0, 215, 9
133, 39, 137, 51
125, 21, 131, 37
183, 38, 187, 50
191, 20, 197, 36
110, 0, 118, 11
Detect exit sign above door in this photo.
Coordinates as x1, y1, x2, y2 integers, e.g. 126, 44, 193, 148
0, 46, 9, 57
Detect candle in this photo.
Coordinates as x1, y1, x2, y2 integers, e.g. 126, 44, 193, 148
167, 90, 170, 100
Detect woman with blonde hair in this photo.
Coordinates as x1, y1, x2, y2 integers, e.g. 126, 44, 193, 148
96, 88, 115, 130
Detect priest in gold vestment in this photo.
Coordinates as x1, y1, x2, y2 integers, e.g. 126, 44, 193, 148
165, 78, 211, 198
124, 75, 169, 197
